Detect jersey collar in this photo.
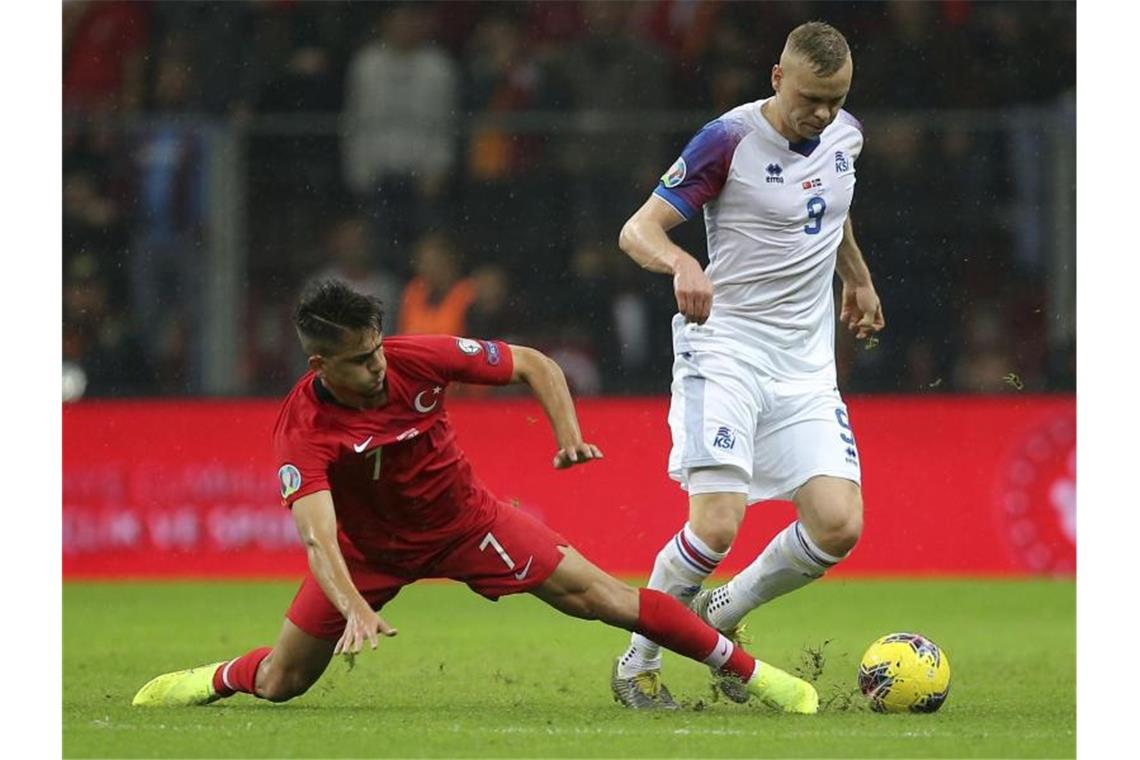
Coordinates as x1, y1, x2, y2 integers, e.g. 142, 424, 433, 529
755, 98, 822, 157
788, 136, 822, 157
312, 375, 351, 408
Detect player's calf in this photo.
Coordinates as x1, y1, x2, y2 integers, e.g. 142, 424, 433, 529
532, 547, 641, 627
255, 658, 322, 703
698, 517, 851, 639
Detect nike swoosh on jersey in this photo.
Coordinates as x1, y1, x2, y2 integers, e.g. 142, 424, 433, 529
514, 555, 535, 581
352, 436, 374, 453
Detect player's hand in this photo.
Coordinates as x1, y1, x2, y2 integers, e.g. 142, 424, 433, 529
840, 282, 885, 340
334, 602, 398, 657
673, 254, 714, 324
552, 442, 604, 469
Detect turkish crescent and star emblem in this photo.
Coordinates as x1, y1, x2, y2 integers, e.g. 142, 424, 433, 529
414, 386, 442, 413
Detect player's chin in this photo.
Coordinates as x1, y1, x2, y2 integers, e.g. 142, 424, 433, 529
798, 122, 825, 138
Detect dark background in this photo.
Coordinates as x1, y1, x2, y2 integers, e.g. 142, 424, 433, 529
61, 0, 1076, 399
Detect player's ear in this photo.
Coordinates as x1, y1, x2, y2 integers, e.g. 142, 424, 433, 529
772, 64, 783, 92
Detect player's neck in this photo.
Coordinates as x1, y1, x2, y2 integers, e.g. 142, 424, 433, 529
316, 376, 389, 410
760, 99, 799, 143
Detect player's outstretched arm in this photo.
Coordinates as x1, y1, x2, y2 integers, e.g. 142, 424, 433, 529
508, 345, 604, 469
619, 195, 714, 324
292, 490, 398, 655
836, 214, 885, 340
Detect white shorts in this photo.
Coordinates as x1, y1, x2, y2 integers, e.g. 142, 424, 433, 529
667, 350, 862, 503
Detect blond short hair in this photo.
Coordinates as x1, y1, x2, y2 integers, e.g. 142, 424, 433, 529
786, 21, 851, 76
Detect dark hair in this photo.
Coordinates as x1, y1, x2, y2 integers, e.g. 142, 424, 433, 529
786, 21, 850, 77
294, 279, 384, 355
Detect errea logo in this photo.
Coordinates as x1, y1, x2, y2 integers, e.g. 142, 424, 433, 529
765, 163, 784, 184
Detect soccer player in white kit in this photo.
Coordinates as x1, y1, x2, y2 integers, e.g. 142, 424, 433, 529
611, 22, 885, 709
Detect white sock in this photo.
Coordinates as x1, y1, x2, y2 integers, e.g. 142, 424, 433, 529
707, 521, 843, 631
617, 523, 727, 678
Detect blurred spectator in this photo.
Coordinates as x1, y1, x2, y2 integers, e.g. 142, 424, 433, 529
63, 255, 151, 397
63, 0, 149, 114
609, 254, 674, 392
145, 2, 261, 117
952, 302, 1017, 393
852, 116, 955, 391
696, 6, 765, 114
460, 11, 567, 276
451, 264, 525, 399
549, 1, 669, 238
629, 0, 722, 69
538, 240, 613, 396
128, 34, 208, 392
465, 265, 515, 341
342, 3, 458, 251
464, 12, 548, 181
310, 216, 404, 335
900, 338, 948, 393
555, 241, 617, 363
857, 1, 947, 110
63, 168, 131, 304
398, 233, 476, 336
250, 5, 347, 115
969, 3, 1067, 107
544, 341, 604, 397
549, 239, 674, 393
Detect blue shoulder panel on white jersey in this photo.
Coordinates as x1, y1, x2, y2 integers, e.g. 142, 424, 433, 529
654, 117, 752, 219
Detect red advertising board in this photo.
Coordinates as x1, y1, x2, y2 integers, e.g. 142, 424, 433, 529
62, 395, 1075, 579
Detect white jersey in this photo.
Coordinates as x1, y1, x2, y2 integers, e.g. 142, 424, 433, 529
654, 98, 864, 383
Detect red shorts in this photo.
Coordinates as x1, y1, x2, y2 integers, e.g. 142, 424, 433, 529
285, 502, 569, 641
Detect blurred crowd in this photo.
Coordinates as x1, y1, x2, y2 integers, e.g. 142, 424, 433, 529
62, 0, 1076, 398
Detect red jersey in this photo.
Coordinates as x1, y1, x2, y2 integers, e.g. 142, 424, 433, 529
273, 335, 514, 565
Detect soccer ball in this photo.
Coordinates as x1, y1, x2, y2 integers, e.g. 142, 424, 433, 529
858, 632, 951, 713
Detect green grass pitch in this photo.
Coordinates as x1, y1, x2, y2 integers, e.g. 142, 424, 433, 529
63, 578, 1074, 758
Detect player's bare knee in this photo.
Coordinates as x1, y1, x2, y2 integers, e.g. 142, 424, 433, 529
697, 523, 736, 554
814, 497, 863, 557
688, 512, 740, 554
688, 489, 746, 553
822, 514, 862, 556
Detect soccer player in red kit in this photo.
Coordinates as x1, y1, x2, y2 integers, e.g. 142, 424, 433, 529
132, 279, 817, 713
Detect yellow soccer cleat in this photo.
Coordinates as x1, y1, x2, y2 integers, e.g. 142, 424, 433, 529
132, 661, 226, 707
747, 660, 819, 714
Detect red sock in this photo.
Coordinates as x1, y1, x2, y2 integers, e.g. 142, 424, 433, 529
212, 647, 272, 697
635, 588, 757, 682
